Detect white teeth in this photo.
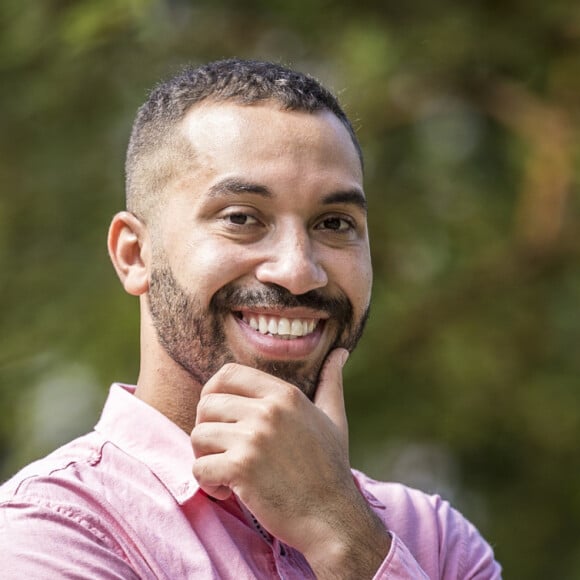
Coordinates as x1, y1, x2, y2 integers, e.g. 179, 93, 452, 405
278, 318, 291, 335
290, 319, 303, 336
243, 314, 318, 338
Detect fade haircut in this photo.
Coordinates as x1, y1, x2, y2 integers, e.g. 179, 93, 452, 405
125, 58, 362, 221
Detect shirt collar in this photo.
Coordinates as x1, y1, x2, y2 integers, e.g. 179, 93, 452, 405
94, 383, 199, 504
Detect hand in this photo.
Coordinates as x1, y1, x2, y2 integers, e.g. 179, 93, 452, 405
191, 348, 390, 577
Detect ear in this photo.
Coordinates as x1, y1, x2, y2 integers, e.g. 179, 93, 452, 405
107, 211, 150, 296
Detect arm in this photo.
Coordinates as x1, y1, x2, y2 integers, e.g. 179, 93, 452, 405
357, 475, 503, 579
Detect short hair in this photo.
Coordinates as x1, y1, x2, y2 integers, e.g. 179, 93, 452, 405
125, 58, 362, 221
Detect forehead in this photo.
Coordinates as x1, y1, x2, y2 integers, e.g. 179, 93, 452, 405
177, 102, 363, 187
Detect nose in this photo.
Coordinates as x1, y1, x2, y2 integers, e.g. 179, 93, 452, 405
255, 229, 328, 295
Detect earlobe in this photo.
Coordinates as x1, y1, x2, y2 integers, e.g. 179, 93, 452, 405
107, 211, 150, 296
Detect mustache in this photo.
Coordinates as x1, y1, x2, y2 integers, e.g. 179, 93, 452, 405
210, 283, 353, 325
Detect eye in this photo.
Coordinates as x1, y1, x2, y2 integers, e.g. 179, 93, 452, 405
316, 216, 355, 232
223, 212, 260, 226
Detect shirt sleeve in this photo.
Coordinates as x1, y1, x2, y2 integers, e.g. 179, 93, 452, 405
370, 526, 502, 579
372, 532, 431, 578
436, 495, 502, 579
353, 472, 503, 579
0, 500, 141, 580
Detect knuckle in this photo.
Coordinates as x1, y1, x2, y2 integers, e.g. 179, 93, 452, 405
267, 384, 302, 415
284, 384, 304, 407
220, 362, 239, 382
195, 395, 211, 418
261, 399, 280, 420
190, 421, 207, 440
246, 424, 269, 448
190, 427, 208, 455
192, 457, 207, 480
204, 363, 239, 392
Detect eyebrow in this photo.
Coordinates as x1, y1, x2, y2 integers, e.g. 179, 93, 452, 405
322, 190, 367, 213
207, 177, 367, 213
207, 178, 271, 198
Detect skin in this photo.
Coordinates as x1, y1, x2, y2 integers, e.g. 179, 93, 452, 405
108, 102, 391, 578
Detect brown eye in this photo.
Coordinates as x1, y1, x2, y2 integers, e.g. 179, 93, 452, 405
225, 213, 259, 226
229, 213, 249, 225
318, 216, 354, 232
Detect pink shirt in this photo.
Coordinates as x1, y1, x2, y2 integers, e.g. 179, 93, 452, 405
0, 384, 501, 578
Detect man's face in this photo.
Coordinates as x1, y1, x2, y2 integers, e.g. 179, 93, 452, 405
146, 102, 372, 399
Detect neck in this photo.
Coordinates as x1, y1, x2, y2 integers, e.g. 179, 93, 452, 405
135, 305, 203, 433
135, 355, 202, 434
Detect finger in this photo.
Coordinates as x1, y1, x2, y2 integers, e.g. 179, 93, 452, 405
193, 453, 233, 500
202, 363, 290, 398
313, 348, 349, 441
191, 421, 241, 457
193, 453, 237, 500
202, 485, 233, 501
196, 392, 258, 425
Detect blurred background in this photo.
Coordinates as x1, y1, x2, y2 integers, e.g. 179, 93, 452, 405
1, 0, 579, 576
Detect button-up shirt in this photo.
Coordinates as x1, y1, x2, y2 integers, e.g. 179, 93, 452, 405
0, 384, 501, 578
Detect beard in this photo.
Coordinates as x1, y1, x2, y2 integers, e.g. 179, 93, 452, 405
147, 262, 369, 399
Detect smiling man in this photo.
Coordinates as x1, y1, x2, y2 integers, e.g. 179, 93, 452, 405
0, 59, 501, 578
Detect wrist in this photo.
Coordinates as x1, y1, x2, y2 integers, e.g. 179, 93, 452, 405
302, 494, 391, 579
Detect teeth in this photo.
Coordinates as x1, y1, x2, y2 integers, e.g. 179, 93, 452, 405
243, 314, 319, 338
278, 318, 291, 335
290, 319, 303, 336
268, 318, 278, 334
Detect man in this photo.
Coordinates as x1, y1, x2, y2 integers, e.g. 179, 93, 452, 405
0, 59, 501, 578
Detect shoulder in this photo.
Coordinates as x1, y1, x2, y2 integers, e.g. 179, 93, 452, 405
0, 433, 145, 578
0, 430, 135, 543
0, 431, 119, 541
1, 431, 105, 501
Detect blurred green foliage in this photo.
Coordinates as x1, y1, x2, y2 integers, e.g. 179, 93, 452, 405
1, 0, 580, 577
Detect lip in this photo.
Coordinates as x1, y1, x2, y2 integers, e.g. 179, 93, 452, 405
230, 312, 327, 359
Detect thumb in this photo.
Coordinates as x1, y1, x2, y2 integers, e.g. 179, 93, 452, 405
314, 348, 350, 442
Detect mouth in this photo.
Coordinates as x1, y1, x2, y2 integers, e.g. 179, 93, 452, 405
234, 311, 324, 340
235, 311, 322, 340
230, 308, 329, 360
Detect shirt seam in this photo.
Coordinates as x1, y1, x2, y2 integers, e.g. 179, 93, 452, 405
3, 440, 149, 573
11, 444, 104, 498
1, 497, 129, 563
457, 529, 468, 578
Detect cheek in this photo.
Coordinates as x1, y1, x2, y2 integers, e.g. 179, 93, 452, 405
351, 271, 373, 316
357, 246, 373, 303
172, 241, 258, 297
328, 252, 372, 311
